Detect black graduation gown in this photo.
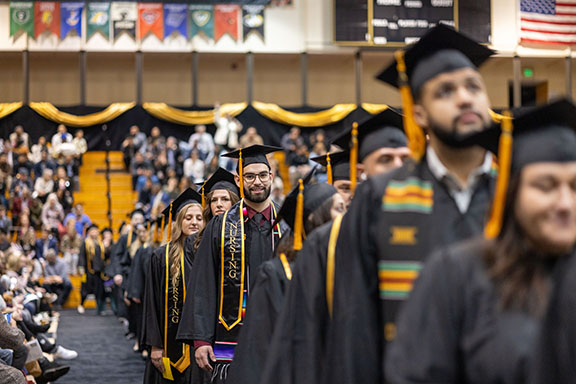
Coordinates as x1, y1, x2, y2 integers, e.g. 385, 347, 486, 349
259, 221, 334, 384
78, 240, 106, 302
226, 257, 292, 384
142, 244, 193, 384
323, 159, 495, 384
178, 201, 285, 383
128, 246, 153, 302
386, 238, 560, 384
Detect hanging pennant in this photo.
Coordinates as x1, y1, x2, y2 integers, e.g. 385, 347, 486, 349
111, 1, 137, 41
61, 2, 84, 39
163, 3, 188, 40
138, 3, 163, 41
190, 5, 214, 40
87, 2, 110, 40
34, 1, 60, 39
214, 4, 239, 43
242, 5, 264, 42
9, 2, 34, 37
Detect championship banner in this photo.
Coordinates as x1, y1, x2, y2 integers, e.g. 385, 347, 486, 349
61, 2, 84, 39
214, 4, 239, 43
190, 5, 214, 40
242, 5, 264, 42
138, 3, 163, 41
111, 1, 137, 41
9, 2, 34, 37
34, 1, 60, 39
87, 2, 110, 40
163, 3, 188, 39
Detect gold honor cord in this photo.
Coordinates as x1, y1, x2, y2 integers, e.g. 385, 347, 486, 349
239, 149, 244, 199
85, 238, 106, 280
127, 227, 133, 247
163, 244, 190, 379
349, 122, 359, 194
326, 152, 333, 185
279, 253, 292, 281
326, 214, 344, 319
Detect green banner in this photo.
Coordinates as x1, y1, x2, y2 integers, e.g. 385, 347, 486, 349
87, 2, 110, 40
10, 2, 34, 37
190, 5, 213, 40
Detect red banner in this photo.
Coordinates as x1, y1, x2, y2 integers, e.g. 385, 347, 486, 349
139, 3, 163, 41
214, 5, 239, 42
34, 1, 60, 39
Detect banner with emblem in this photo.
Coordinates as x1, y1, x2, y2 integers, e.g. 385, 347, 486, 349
9, 2, 34, 37
61, 2, 84, 39
87, 2, 110, 40
242, 5, 264, 42
163, 3, 188, 39
34, 2, 60, 39
138, 3, 163, 41
214, 4, 239, 43
111, 2, 138, 41
190, 5, 214, 40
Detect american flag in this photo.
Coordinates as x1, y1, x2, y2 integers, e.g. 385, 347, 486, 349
520, 0, 576, 45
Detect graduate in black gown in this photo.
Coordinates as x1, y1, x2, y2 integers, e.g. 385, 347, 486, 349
182, 145, 288, 384
387, 99, 576, 384
78, 224, 110, 315
322, 25, 498, 384
227, 167, 343, 384
261, 116, 410, 384
142, 188, 205, 384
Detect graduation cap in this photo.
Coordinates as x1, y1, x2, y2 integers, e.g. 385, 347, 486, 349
221, 144, 283, 199
128, 209, 146, 219
331, 107, 406, 163
161, 188, 203, 242
376, 24, 495, 161
274, 167, 337, 250
465, 99, 576, 239
196, 167, 239, 209
86, 223, 99, 232
310, 151, 351, 184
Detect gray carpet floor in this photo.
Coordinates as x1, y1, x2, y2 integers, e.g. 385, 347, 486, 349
55, 308, 145, 383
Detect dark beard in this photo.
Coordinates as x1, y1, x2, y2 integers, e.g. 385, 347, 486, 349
243, 184, 271, 203
428, 113, 488, 148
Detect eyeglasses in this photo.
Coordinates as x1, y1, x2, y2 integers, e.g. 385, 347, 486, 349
243, 172, 271, 183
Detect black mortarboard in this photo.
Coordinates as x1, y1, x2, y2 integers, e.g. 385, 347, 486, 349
465, 99, 576, 239
197, 167, 239, 208
161, 187, 203, 243
311, 151, 351, 183
376, 24, 495, 94
274, 167, 337, 250
86, 223, 99, 232
129, 209, 145, 219
101, 227, 112, 235
332, 108, 407, 162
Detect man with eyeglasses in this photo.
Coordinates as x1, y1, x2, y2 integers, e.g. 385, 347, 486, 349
183, 145, 288, 384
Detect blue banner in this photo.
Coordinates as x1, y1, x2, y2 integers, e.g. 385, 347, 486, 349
61, 2, 84, 38
163, 3, 188, 39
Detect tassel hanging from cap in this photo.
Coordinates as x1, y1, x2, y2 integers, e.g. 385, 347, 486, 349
395, 50, 427, 162
485, 112, 513, 239
166, 203, 173, 242
146, 221, 150, 236
350, 122, 359, 194
201, 182, 207, 209
239, 149, 245, 199
153, 221, 159, 243
293, 179, 305, 251
326, 152, 333, 185
159, 213, 166, 243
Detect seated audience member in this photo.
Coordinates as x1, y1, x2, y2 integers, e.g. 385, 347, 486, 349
41, 193, 64, 233
60, 219, 82, 276
11, 187, 41, 228
239, 126, 264, 148
35, 227, 58, 260
0, 228, 11, 252
32, 151, 57, 181
189, 124, 215, 161
64, 203, 91, 237
0, 309, 28, 384
72, 129, 87, 161
51, 125, 73, 158
13, 155, 33, 178
0, 205, 11, 235
9, 126, 29, 159
42, 250, 72, 308
147, 126, 166, 159
15, 214, 35, 258
183, 150, 205, 183
29, 136, 50, 164
10, 168, 32, 194
33, 168, 54, 203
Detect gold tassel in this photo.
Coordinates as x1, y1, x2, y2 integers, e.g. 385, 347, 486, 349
153, 221, 159, 243
293, 179, 304, 251
160, 213, 166, 243
485, 112, 514, 239
350, 122, 358, 193
166, 203, 173, 242
127, 227, 133, 247
201, 182, 206, 209
395, 50, 427, 161
326, 152, 333, 185
146, 221, 150, 235
239, 149, 244, 199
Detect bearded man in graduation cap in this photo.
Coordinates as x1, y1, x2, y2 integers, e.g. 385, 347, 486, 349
321, 24, 500, 384
184, 144, 288, 384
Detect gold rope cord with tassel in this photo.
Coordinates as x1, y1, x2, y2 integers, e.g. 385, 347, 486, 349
326, 152, 333, 185
127, 227, 133, 247
394, 50, 427, 161
326, 214, 344, 318
484, 112, 513, 239
153, 221, 159, 244
238, 149, 244, 199
166, 203, 173, 243
279, 253, 292, 280
350, 122, 359, 194
201, 182, 207, 209
293, 179, 305, 251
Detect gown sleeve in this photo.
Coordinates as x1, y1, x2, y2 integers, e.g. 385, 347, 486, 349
141, 246, 165, 350
78, 241, 87, 269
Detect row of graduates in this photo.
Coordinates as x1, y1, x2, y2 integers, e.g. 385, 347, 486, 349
84, 24, 576, 384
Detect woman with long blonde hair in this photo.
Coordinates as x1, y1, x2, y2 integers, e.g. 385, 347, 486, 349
142, 188, 204, 384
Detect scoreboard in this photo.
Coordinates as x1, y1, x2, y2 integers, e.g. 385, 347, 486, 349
334, 0, 491, 46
